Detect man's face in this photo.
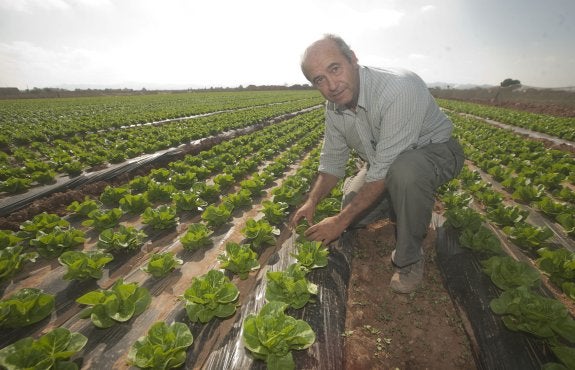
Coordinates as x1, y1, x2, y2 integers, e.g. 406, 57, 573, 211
302, 40, 360, 109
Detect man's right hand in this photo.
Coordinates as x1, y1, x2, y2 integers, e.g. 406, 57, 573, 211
290, 200, 316, 229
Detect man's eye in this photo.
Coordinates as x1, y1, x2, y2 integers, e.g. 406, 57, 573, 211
314, 77, 325, 85
331, 66, 340, 74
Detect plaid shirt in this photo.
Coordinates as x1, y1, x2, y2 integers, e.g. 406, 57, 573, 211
319, 66, 453, 182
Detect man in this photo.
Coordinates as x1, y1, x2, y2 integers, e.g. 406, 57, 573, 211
292, 34, 464, 293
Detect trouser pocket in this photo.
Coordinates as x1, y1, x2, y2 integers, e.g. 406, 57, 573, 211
426, 137, 465, 188
447, 137, 465, 178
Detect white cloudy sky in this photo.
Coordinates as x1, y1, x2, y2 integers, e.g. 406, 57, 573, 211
0, 0, 574, 89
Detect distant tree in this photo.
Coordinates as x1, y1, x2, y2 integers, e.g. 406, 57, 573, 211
500, 78, 521, 87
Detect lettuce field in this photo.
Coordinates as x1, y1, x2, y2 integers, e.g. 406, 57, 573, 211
0, 90, 575, 369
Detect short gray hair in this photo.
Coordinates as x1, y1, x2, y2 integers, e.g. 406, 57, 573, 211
323, 34, 355, 63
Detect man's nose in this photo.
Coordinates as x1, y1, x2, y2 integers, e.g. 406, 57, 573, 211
326, 76, 337, 91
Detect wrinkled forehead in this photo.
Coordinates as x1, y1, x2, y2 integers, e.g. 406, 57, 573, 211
301, 39, 341, 78
302, 39, 339, 64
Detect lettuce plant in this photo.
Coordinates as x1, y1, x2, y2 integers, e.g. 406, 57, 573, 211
150, 168, 171, 182
240, 177, 266, 196
147, 181, 176, 203
481, 255, 541, 291
314, 197, 341, 223
458, 226, 503, 255
66, 196, 100, 218
62, 160, 83, 176
241, 219, 280, 249
76, 278, 151, 328
128, 321, 193, 369
18, 212, 70, 240
511, 183, 545, 203
261, 200, 290, 225
486, 205, 529, 227
557, 213, 575, 236
440, 191, 472, 209
549, 345, 575, 370
97, 225, 147, 251
192, 183, 220, 203
142, 252, 183, 278
218, 242, 260, 279
0, 177, 32, 194
221, 188, 252, 209
265, 263, 317, 309
29, 226, 86, 258
82, 208, 123, 231
142, 205, 179, 230
100, 185, 130, 207
537, 248, 575, 287
180, 223, 213, 251
242, 301, 316, 370
0, 245, 38, 282
129, 176, 151, 193
536, 196, 567, 218
475, 190, 504, 209
201, 203, 232, 228
170, 171, 198, 190
58, 250, 114, 281
119, 193, 152, 214
0, 288, 54, 328
562, 282, 575, 301
171, 191, 207, 212
0, 327, 87, 370
444, 207, 483, 232
490, 286, 575, 343
290, 240, 329, 271
271, 176, 309, 207
181, 269, 239, 323
213, 173, 235, 190
503, 222, 554, 250
0, 229, 22, 248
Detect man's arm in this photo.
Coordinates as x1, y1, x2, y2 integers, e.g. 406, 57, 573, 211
291, 172, 340, 226
338, 178, 386, 227
304, 178, 386, 244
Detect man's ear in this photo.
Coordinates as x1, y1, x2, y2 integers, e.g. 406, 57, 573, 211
351, 51, 359, 68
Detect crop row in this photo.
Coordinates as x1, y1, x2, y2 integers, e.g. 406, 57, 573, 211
444, 111, 575, 300
439, 174, 575, 368
0, 109, 342, 368
448, 112, 575, 232
0, 94, 323, 195
438, 98, 575, 141
0, 90, 322, 144
436, 100, 575, 368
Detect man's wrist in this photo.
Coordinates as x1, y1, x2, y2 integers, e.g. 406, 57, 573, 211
335, 212, 352, 230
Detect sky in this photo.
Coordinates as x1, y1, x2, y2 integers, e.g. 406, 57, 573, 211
0, 0, 574, 90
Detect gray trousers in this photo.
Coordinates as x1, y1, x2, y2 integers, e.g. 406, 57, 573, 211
342, 137, 464, 267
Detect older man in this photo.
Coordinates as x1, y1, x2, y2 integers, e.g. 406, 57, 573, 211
292, 34, 464, 293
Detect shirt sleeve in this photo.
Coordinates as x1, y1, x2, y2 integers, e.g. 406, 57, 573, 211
365, 75, 429, 182
318, 110, 350, 179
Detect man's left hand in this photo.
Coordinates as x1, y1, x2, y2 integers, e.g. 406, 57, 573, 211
304, 215, 347, 246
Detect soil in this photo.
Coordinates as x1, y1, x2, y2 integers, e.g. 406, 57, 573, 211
341, 219, 476, 370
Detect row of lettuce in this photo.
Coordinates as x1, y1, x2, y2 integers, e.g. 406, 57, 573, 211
0, 90, 323, 195
0, 90, 322, 143
0, 109, 344, 369
448, 112, 575, 237
438, 98, 575, 141
439, 111, 575, 369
